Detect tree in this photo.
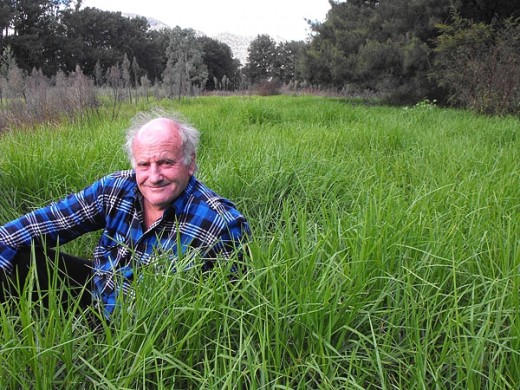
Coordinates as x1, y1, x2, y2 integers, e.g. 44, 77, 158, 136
122, 53, 132, 102
131, 56, 141, 89
93, 60, 103, 86
139, 74, 151, 102
302, 1, 372, 87
0, 45, 24, 100
304, 0, 520, 103
198, 36, 238, 91
243, 34, 278, 85
142, 28, 170, 83
0, 0, 15, 40
60, 7, 151, 77
0, 45, 16, 77
162, 27, 208, 99
305, 0, 451, 102
106, 63, 122, 116
0, 45, 16, 101
272, 40, 306, 84
455, 0, 520, 24
433, 17, 520, 115
3, 0, 74, 75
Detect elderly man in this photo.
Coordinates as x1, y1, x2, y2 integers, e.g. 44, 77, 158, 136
0, 113, 250, 318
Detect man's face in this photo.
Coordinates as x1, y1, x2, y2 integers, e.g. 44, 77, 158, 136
132, 119, 195, 214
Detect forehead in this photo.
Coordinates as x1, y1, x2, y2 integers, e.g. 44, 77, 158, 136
137, 118, 180, 139
133, 120, 182, 151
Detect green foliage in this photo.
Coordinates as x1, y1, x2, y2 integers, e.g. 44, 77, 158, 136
162, 27, 208, 99
433, 17, 520, 115
0, 63, 98, 131
243, 34, 278, 85
273, 40, 306, 84
198, 36, 239, 91
3, 0, 520, 103
243, 35, 305, 93
59, 7, 151, 77
305, 0, 520, 105
455, 0, 520, 23
3, 0, 74, 75
306, 0, 450, 102
0, 96, 518, 387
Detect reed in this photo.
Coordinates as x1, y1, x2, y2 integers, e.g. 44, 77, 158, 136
0, 96, 518, 388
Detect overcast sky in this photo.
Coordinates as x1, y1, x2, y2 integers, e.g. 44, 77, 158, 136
82, 0, 332, 41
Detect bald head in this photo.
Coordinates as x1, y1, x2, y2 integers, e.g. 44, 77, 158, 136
135, 118, 180, 145
139, 117, 179, 134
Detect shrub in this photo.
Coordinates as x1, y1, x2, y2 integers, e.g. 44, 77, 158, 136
0, 66, 98, 132
433, 17, 520, 115
255, 79, 282, 96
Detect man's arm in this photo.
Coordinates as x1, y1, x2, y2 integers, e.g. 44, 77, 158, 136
0, 178, 108, 273
200, 215, 251, 274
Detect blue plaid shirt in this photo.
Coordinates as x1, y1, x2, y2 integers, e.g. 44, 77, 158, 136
0, 170, 250, 317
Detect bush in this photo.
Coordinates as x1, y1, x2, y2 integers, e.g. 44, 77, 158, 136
0, 65, 98, 132
255, 79, 282, 96
433, 17, 520, 115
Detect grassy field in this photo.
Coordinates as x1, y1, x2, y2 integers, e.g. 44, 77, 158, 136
0, 96, 518, 388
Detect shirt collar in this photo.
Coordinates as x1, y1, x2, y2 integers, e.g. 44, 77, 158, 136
171, 175, 196, 211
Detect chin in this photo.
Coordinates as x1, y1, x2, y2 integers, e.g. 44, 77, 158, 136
150, 195, 175, 207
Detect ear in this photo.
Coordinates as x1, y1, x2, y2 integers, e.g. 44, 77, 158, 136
188, 153, 196, 175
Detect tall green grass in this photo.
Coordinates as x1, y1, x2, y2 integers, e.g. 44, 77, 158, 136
0, 96, 518, 388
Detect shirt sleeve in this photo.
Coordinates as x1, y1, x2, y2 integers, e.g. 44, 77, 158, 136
0, 178, 108, 273
201, 213, 251, 273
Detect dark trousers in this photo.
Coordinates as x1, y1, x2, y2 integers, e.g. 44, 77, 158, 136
0, 247, 92, 309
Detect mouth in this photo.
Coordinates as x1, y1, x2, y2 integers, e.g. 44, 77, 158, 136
145, 185, 168, 191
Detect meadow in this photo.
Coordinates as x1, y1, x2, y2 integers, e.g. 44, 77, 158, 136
0, 96, 518, 388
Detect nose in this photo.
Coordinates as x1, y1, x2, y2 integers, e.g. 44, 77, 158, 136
149, 163, 163, 183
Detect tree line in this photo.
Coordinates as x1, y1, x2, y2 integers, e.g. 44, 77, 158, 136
0, 1, 243, 93
302, 0, 520, 115
1, 0, 520, 116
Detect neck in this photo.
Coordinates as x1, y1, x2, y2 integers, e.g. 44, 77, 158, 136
143, 205, 164, 230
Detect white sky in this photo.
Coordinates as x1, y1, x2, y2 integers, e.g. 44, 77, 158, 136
82, 0, 332, 41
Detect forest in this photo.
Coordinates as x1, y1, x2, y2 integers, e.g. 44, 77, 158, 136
1, 0, 520, 118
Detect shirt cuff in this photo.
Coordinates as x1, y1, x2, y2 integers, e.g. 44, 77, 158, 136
0, 245, 18, 274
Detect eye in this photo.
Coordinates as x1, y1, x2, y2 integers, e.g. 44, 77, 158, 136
161, 159, 176, 166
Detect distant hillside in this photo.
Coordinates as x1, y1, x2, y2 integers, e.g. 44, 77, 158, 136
123, 13, 253, 66
123, 13, 170, 31
213, 33, 287, 66
120, 13, 299, 66
213, 32, 253, 66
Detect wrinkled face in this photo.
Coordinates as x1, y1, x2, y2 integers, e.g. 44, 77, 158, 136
132, 119, 196, 214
